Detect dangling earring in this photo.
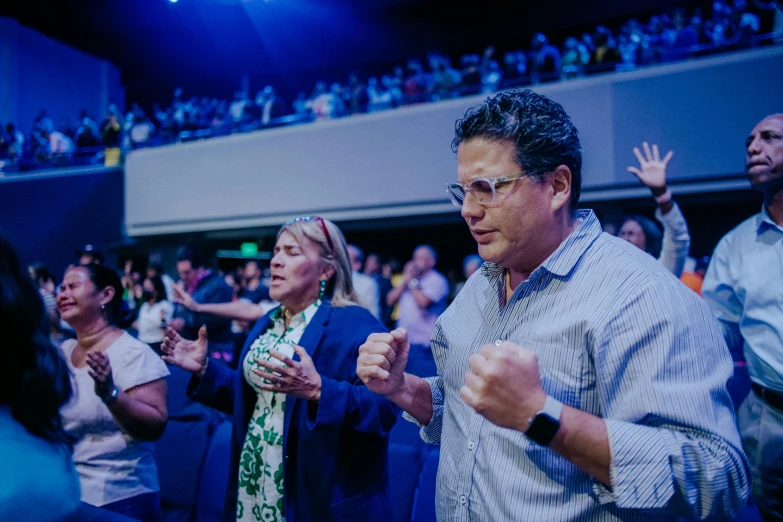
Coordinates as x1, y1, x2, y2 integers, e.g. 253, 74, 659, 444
317, 279, 327, 301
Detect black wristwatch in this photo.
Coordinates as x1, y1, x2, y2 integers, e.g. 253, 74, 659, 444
101, 385, 120, 406
524, 395, 563, 446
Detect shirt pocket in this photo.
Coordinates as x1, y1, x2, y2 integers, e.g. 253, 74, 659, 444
525, 339, 589, 411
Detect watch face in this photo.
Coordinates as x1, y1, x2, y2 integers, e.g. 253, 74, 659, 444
525, 413, 560, 446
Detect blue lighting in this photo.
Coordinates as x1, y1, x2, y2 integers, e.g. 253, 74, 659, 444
169, 0, 178, 3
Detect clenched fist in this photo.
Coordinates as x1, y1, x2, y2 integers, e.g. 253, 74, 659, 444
460, 341, 547, 432
357, 328, 410, 397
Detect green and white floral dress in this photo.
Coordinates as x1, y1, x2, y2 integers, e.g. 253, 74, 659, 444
236, 301, 319, 522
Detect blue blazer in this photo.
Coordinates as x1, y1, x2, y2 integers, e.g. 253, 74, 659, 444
187, 299, 398, 522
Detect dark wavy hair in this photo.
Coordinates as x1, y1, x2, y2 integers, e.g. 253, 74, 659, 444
73, 263, 133, 328
0, 234, 73, 446
622, 215, 663, 259
146, 275, 167, 302
452, 88, 582, 213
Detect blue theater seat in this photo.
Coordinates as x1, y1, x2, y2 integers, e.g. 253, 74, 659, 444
387, 444, 424, 522
156, 417, 213, 522
156, 365, 224, 522
195, 421, 233, 522
410, 447, 439, 522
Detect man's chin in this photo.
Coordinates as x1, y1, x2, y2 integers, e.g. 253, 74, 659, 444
476, 245, 500, 265
749, 171, 783, 195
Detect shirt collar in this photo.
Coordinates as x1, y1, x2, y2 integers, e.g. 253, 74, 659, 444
274, 300, 321, 328
481, 209, 602, 279
756, 205, 783, 234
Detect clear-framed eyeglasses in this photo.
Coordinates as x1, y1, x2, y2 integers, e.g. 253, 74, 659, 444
445, 171, 532, 207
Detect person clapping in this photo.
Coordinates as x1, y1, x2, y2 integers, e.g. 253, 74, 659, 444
56, 264, 169, 522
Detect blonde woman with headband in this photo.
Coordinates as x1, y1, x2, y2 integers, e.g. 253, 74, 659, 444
163, 216, 398, 522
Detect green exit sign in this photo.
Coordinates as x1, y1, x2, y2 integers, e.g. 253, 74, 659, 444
240, 242, 258, 257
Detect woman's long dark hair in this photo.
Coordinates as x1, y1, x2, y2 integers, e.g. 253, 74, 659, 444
146, 275, 167, 303
0, 235, 73, 446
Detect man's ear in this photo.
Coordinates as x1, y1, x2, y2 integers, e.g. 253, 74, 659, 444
549, 165, 572, 213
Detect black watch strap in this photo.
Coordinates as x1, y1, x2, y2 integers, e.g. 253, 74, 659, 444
524, 396, 563, 446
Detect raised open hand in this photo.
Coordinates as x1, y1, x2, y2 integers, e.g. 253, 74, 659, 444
628, 142, 673, 191
161, 324, 209, 376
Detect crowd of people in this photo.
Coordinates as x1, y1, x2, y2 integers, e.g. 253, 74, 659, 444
3, 86, 782, 521
1, 0, 778, 174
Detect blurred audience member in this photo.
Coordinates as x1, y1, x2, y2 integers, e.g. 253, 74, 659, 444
229, 92, 250, 131
28, 262, 62, 344
292, 92, 309, 116
4, 123, 24, 164
589, 26, 622, 72
346, 74, 370, 115
74, 111, 100, 149
120, 259, 143, 312
385, 245, 448, 377
171, 246, 235, 361
77, 244, 104, 266
311, 82, 344, 121
146, 263, 175, 302
367, 77, 394, 112
561, 37, 589, 77
364, 253, 394, 327
100, 112, 122, 167
460, 54, 483, 93
134, 275, 173, 356
452, 253, 483, 298
431, 54, 462, 99
348, 244, 381, 319
238, 260, 271, 304
46, 126, 75, 166
530, 33, 562, 82
256, 86, 285, 126
501, 50, 527, 84
0, 235, 80, 522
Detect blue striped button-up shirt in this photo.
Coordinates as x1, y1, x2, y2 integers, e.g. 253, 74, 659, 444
405, 210, 749, 521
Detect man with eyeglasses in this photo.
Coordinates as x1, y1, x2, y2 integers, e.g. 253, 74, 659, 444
358, 88, 749, 521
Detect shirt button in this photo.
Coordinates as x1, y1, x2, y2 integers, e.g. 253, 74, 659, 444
459, 495, 467, 505
467, 441, 475, 451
